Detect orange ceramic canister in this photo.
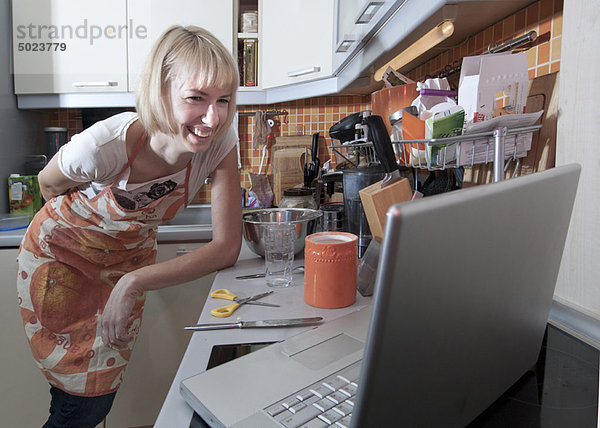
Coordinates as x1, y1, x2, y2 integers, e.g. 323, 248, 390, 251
304, 232, 358, 309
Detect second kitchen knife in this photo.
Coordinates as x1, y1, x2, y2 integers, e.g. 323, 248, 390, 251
184, 317, 323, 331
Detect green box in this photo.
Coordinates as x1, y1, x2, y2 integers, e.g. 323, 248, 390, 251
425, 109, 465, 167
8, 174, 42, 221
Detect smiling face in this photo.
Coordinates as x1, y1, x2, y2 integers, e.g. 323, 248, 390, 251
167, 75, 232, 154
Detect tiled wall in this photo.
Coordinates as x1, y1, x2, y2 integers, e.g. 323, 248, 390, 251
406, 0, 562, 82
48, 0, 562, 204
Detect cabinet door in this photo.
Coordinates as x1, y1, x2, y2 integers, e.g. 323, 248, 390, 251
12, 0, 128, 94
332, 0, 404, 73
127, 0, 234, 92
105, 242, 215, 427
261, 0, 334, 89
0, 249, 52, 427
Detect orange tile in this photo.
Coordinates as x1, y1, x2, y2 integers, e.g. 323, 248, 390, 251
528, 69, 536, 79
526, 3, 539, 28
503, 16, 515, 40
539, 18, 551, 38
526, 46, 537, 68
540, 0, 553, 20
550, 61, 560, 73
553, 12, 562, 36
551, 36, 561, 62
515, 9, 526, 32
538, 41, 550, 64
536, 64, 549, 77
493, 23, 503, 44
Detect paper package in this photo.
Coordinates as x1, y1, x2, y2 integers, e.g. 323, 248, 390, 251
458, 52, 529, 125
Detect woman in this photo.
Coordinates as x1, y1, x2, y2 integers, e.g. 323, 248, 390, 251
16, 25, 242, 427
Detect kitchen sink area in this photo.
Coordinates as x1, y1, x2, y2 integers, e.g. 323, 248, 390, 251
158, 203, 213, 243
0, 204, 213, 247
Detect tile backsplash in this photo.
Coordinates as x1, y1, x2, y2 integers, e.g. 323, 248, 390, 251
48, 0, 562, 204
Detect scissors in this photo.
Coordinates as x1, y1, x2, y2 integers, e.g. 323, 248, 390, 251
210, 289, 279, 318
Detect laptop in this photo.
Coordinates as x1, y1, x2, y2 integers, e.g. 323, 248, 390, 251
180, 164, 581, 427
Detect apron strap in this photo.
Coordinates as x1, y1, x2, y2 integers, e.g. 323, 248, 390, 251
117, 132, 147, 178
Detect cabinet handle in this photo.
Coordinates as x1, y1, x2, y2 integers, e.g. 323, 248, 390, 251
176, 249, 193, 256
355, 1, 385, 24
287, 66, 321, 78
335, 35, 356, 53
72, 81, 118, 88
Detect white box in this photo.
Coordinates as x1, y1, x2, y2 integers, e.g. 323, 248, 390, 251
458, 52, 529, 125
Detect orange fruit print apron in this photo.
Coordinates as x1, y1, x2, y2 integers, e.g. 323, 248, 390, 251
16, 133, 191, 396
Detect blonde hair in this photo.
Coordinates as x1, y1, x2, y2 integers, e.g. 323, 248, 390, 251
135, 25, 239, 139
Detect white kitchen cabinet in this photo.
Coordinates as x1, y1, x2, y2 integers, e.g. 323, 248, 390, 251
106, 242, 215, 427
127, 0, 234, 92
0, 248, 51, 427
260, 0, 334, 89
12, 0, 129, 94
332, 0, 405, 73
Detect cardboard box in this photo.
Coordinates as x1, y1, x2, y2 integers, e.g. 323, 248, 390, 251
458, 52, 529, 125
8, 174, 42, 221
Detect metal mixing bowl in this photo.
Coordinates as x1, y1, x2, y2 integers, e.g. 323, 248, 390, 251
242, 208, 323, 257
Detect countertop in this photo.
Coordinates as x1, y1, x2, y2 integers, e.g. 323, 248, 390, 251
154, 244, 371, 428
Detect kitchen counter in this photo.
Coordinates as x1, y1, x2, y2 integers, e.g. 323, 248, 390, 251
155, 245, 600, 427
155, 244, 371, 428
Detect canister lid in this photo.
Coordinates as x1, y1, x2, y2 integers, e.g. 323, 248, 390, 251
44, 127, 68, 132
283, 187, 313, 197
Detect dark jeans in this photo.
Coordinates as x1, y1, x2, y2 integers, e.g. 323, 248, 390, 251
43, 386, 116, 428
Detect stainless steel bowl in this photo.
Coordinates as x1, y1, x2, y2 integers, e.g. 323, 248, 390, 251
242, 208, 323, 257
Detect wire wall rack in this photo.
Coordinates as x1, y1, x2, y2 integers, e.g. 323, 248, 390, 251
330, 125, 542, 182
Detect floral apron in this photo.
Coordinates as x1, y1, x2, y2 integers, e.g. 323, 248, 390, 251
16, 133, 190, 396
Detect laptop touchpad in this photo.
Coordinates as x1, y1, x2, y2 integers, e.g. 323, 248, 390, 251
290, 334, 363, 369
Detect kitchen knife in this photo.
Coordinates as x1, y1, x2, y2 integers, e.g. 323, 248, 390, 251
184, 317, 323, 331
363, 115, 401, 188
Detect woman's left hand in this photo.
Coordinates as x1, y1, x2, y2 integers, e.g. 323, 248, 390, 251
100, 272, 143, 349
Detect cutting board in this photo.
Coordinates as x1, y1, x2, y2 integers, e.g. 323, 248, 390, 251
462, 72, 559, 185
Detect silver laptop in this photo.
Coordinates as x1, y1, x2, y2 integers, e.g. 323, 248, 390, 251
180, 164, 581, 427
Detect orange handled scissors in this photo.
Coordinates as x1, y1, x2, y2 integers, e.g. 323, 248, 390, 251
209, 289, 279, 318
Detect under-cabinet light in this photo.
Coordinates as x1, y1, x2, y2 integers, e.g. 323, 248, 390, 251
374, 20, 455, 81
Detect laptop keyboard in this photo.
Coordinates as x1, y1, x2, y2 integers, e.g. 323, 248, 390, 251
264, 360, 362, 428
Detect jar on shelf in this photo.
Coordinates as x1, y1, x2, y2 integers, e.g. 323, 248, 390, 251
279, 188, 317, 210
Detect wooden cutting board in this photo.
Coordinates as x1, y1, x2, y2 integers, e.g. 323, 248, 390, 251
463, 71, 559, 185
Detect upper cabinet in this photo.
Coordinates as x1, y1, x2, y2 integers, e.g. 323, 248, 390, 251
127, 0, 234, 92
332, 0, 404, 73
260, 0, 334, 89
12, 0, 234, 95
12, 0, 129, 94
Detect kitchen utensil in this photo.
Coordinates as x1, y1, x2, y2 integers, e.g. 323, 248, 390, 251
342, 165, 385, 258
303, 132, 321, 187
183, 317, 323, 331
356, 238, 380, 296
242, 208, 322, 257
329, 112, 363, 143
304, 232, 358, 309
235, 265, 305, 280
210, 289, 278, 318
358, 115, 413, 242
279, 188, 317, 209
319, 202, 345, 232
